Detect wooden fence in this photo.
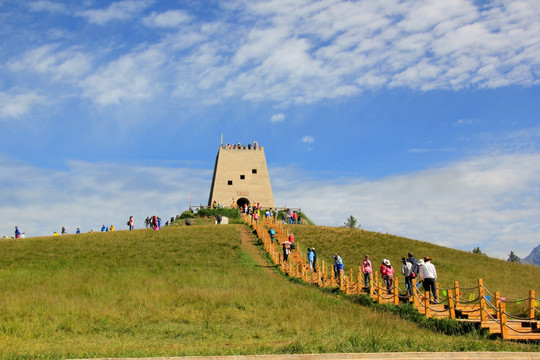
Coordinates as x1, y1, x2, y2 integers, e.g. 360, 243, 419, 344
243, 215, 540, 341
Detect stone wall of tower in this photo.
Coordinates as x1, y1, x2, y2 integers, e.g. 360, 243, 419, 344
208, 146, 275, 208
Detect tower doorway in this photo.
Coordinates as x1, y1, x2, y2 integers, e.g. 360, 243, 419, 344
237, 197, 250, 209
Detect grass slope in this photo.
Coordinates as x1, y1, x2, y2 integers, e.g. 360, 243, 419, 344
288, 225, 540, 297
0, 225, 537, 359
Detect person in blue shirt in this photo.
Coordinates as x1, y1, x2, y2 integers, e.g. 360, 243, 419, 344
15, 226, 22, 238
333, 254, 344, 278
101, 225, 106, 232
76, 228, 81, 234
308, 248, 315, 272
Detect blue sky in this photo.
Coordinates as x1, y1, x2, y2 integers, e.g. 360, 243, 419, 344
1, 0, 539, 260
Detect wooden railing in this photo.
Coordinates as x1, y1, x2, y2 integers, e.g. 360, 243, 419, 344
243, 215, 540, 340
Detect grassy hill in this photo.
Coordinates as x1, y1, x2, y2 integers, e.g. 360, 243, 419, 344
288, 225, 540, 298
0, 225, 538, 359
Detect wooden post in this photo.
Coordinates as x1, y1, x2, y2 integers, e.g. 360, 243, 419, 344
478, 279, 486, 322
448, 289, 455, 319
424, 291, 430, 317
369, 272, 374, 297
436, 282, 440, 301
499, 302, 508, 339
345, 276, 350, 295
358, 266, 362, 285
494, 292, 500, 319
393, 277, 399, 306
377, 282, 382, 303
340, 269, 345, 291
454, 280, 460, 301
529, 290, 536, 320
412, 278, 418, 306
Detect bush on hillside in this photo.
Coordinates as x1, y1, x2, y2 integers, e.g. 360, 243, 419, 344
195, 208, 240, 219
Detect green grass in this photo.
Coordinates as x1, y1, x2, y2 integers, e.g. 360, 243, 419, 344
0, 225, 538, 359
288, 225, 540, 298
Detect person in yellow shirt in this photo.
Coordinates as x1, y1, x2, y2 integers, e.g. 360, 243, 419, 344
110, 225, 115, 232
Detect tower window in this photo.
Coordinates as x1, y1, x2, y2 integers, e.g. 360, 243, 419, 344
228, 180, 233, 185
240, 175, 245, 180
252, 169, 257, 174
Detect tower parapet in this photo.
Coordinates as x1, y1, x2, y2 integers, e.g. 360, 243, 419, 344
208, 142, 275, 209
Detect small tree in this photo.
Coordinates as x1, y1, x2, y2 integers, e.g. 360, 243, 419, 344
472, 247, 486, 255
343, 215, 360, 229
507, 251, 521, 263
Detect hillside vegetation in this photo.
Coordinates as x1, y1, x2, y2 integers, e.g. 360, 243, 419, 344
288, 225, 540, 297
0, 225, 538, 359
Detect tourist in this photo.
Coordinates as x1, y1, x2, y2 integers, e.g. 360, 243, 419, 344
128, 216, 134, 231
15, 226, 22, 239
282, 242, 290, 262
61, 226, 66, 235
268, 227, 275, 243
216, 214, 222, 225
408, 252, 419, 276
308, 248, 315, 272
184, 218, 191, 226
312, 248, 318, 272
333, 253, 344, 278
383, 259, 394, 294
421, 256, 438, 302
253, 210, 259, 225
101, 225, 106, 232
401, 257, 413, 296
110, 225, 115, 232
288, 232, 295, 250
362, 255, 372, 287
76, 228, 81, 234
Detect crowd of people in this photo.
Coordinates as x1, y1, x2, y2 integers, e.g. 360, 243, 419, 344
223, 141, 261, 150
279, 245, 439, 303
6, 213, 187, 238
361, 252, 438, 302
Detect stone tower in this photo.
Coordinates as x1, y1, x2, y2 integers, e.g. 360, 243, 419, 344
208, 143, 275, 209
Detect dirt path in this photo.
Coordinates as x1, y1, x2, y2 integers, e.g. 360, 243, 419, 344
239, 225, 279, 276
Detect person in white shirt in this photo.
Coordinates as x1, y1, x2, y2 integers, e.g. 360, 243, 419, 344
420, 256, 438, 302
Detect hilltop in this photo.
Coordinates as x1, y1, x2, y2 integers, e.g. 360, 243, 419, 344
0, 224, 538, 359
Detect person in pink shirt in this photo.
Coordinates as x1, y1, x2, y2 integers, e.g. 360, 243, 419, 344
362, 255, 372, 287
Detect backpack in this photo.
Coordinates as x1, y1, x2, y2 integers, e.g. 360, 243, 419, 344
127, 220, 130, 226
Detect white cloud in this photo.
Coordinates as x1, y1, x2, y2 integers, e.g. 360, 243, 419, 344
143, 10, 190, 28
302, 135, 314, 144
0, 91, 46, 119
77, 0, 152, 25
0, 157, 211, 237
270, 113, 285, 123
10, 44, 92, 80
81, 46, 165, 105
272, 152, 540, 259
28, 1, 67, 13
4, 0, 540, 109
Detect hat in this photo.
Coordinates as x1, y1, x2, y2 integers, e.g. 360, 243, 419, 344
382, 258, 387, 264
384, 259, 391, 266
401, 257, 406, 262
424, 256, 432, 262
418, 259, 425, 265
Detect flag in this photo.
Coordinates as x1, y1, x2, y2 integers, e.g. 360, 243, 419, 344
485, 295, 491, 302
469, 293, 474, 301
442, 290, 447, 296
220, 133, 223, 145
516, 301, 521, 305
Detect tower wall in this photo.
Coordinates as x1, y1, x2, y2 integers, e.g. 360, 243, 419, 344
208, 146, 275, 208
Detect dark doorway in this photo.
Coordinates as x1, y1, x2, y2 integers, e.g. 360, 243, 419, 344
237, 197, 250, 209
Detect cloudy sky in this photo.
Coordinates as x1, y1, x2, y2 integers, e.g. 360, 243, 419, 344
1, 0, 539, 259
